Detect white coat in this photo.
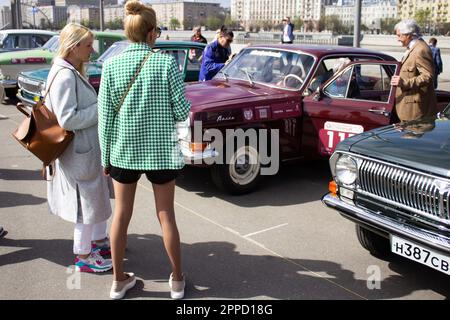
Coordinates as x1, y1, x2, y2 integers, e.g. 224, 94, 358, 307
46, 58, 113, 225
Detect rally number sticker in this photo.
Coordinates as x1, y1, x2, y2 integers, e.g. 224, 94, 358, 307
318, 121, 364, 156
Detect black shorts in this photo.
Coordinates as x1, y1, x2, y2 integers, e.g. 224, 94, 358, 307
109, 166, 179, 185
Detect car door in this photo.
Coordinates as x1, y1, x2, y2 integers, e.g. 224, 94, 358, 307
158, 48, 188, 80
301, 60, 401, 157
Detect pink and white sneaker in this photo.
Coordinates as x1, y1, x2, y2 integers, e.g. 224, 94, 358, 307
75, 251, 113, 273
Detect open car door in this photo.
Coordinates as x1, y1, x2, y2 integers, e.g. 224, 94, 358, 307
301, 60, 401, 157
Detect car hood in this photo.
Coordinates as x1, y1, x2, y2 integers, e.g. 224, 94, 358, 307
342, 117, 450, 178
185, 79, 287, 112
20, 62, 102, 82
0, 49, 54, 64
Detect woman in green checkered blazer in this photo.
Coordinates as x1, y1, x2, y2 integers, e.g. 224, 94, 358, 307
98, 1, 190, 300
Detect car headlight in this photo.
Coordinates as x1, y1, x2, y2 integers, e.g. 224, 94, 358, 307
176, 118, 190, 141
335, 154, 358, 186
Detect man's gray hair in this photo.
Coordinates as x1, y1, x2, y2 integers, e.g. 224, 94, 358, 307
395, 19, 421, 37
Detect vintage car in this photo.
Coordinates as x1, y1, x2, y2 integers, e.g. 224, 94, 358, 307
179, 44, 450, 194
17, 40, 206, 106
0, 31, 126, 101
322, 105, 450, 276
0, 29, 56, 53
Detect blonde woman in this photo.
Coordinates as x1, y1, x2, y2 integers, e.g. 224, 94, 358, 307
46, 23, 113, 273
98, 1, 190, 300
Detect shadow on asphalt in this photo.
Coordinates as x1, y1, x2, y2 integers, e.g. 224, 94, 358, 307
125, 234, 450, 299
176, 159, 332, 208
0, 233, 449, 299
0, 191, 46, 208
0, 168, 43, 181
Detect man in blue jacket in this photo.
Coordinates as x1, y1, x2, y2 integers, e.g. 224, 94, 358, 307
199, 26, 234, 81
428, 37, 443, 89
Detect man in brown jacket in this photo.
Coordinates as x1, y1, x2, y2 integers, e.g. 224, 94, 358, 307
390, 19, 437, 122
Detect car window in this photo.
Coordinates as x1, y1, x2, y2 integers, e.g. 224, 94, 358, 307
187, 47, 204, 71
92, 39, 100, 54
96, 41, 130, 63
158, 49, 187, 73
220, 48, 315, 90
100, 37, 120, 53
324, 63, 397, 103
42, 35, 59, 52
31, 35, 48, 48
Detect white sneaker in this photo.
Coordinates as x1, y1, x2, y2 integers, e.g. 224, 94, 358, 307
110, 272, 136, 300
169, 273, 185, 299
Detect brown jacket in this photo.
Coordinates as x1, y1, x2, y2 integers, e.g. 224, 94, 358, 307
395, 39, 437, 121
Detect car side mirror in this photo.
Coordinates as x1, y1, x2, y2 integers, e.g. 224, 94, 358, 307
313, 87, 323, 102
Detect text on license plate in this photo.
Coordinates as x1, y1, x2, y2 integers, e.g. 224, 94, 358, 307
390, 235, 450, 276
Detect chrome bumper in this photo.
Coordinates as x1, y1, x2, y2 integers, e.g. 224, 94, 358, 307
0, 79, 17, 88
16, 91, 35, 106
322, 193, 450, 255
182, 149, 219, 164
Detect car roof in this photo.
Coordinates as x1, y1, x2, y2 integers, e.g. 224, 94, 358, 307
112, 40, 206, 49
0, 29, 56, 35
92, 31, 127, 38
245, 44, 396, 60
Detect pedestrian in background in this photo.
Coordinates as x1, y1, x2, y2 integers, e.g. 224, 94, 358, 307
428, 37, 443, 89
98, 0, 190, 300
199, 25, 234, 81
190, 26, 207, 44
46, 23, 113, 273
390, 19, 437, 122
281, 17, 294, 44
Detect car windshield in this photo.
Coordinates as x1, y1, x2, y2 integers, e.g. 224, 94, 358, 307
96, 41, 130, 63
42, 35, 59, 52
217, 48, 315, 90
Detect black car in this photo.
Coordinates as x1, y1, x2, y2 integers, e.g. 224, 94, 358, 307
322, 105, 450, 276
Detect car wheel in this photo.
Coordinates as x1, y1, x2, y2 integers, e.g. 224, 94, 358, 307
211, 144, 261, 195
355, 225, 390, 257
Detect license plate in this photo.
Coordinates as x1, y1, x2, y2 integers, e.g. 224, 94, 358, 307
390, 235, 450, 276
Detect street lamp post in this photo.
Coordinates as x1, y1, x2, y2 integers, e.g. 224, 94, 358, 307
32, 4, 36, 29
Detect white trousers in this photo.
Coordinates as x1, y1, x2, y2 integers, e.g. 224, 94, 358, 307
73, 220, 108, 255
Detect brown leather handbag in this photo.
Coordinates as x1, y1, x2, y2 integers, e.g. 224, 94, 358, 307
12, 69, 74, 166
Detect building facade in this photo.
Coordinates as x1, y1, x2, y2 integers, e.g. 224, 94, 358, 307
0, 6, 11, 29
231, 0, 324, 30
150, 1, 221, 30
398, 0, 450, 28
103, 5, 125, 24
324, 0, 397, 28
67, 5, 100, 25
55, 0, 117, 6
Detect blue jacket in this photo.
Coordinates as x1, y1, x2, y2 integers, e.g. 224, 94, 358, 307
429, 45, 443, 74
199, 40, 230, 81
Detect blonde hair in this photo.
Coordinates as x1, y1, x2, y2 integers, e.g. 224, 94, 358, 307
124, 1, 156, 43
56, 23, 93, 75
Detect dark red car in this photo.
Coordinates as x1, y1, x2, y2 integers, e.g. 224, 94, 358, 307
178, 44, 450, 194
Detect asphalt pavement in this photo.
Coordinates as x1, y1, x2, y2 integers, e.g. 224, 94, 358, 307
1, 86, 450, 300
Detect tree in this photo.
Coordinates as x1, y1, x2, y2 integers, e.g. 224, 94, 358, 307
169, 17, 181, 30
206, 16, 223, 31
414, 8, 432, 33
292, 17, 303, 31
380, 17, 400, 34
224, 15, 240, 30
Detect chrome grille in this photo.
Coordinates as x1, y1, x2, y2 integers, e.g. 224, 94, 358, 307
18, 78, 41, 96
357, 158, 450, 225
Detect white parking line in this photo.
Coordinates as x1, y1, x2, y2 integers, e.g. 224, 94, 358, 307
138, 182, 368, 300
243, 223, 288, 238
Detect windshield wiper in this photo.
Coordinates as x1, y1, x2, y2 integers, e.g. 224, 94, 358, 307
217, 70, 229, 82
240, 68, 254, 86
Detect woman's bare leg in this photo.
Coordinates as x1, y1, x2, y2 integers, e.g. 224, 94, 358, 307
110, 180, 137, 281
152, 180, 182, 280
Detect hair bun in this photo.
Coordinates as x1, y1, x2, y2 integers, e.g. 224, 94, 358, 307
125, 1, 143, 15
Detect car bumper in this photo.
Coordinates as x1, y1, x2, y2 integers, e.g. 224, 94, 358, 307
322, 193, 450, 255
16, 90, 36, 106
182, 148, 219, 165
0, 79, 17, 88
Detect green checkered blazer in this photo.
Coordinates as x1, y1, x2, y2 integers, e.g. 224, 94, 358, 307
98, 43, 191, 170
